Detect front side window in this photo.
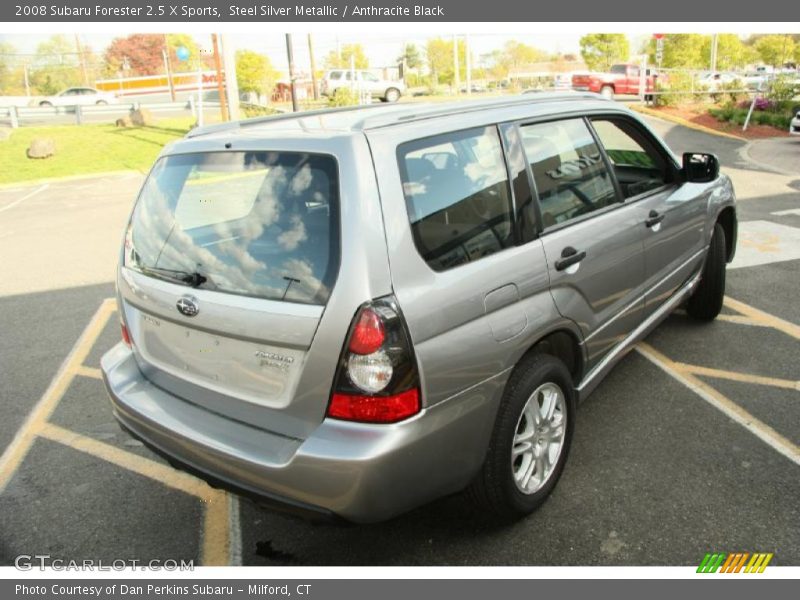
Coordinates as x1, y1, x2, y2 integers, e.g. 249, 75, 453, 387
520, 118, 617, 228
399, 126, 514, 271
328, 71, 342, 80
126, 152, 339, 305
591, 118, 673, 199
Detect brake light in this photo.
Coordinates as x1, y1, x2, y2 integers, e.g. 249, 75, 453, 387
328, 297, 421, 424
121, 322, 132, 347
348, 308, 385, 354
329, 389, 420, 423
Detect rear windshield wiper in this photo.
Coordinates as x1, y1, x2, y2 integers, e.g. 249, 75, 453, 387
139, 266, 209, 288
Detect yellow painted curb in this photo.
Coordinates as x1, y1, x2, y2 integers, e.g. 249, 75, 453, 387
0, 169, 145, 190
631, 104, 747, 142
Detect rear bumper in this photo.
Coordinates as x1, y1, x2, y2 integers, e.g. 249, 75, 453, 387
101, 343, 504, 523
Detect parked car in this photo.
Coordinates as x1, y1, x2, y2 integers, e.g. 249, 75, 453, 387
102, 93, 737, 523
320, 69, 405, 102
790, 105, 800, 135
38, 87, 118, 107
571, 64, 657, 99
697, 72, 743, 91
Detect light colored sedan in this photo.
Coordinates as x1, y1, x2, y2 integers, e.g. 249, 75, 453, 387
39, 87, 118, 107
790, 106, 800, 136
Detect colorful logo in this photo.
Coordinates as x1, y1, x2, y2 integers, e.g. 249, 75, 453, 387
697, 552, 774, 573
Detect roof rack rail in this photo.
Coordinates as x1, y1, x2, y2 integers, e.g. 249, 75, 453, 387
184, 103, 394, 138
357, 92, 605, 130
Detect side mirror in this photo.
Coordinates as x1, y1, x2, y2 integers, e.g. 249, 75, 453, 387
682, 152, 720, 183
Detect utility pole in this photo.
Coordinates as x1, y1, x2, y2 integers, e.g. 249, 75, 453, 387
308, 34, 319, 100
163, 35, 176, 102
452, 34, 460, 94
211, 34, 228, 121
710, 33, 719, 73
286, 34, 299, 112
74, 34, 88, 86
465, 34, 472, 95
220, 35, 240, 120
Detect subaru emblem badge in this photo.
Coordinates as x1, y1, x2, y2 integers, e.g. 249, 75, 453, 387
176, 295, 199, 317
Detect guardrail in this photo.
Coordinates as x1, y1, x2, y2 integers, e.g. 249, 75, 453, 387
0, 100, 221, 128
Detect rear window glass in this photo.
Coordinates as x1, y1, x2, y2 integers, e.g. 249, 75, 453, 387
126, 151, 339, 305
398, 126, 514, 271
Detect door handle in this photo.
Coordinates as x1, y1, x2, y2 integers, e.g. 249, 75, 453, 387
645, 210, 665, 228
555, 246, 587, 271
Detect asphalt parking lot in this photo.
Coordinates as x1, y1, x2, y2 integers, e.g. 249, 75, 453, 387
0, 116, 798, 567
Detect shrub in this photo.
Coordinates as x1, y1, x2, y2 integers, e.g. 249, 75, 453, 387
767, 75, 800, 107
654, 72, 695, 107
328, 87, 360, 107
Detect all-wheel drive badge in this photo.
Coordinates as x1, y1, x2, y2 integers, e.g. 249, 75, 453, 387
176, 295, 199, 317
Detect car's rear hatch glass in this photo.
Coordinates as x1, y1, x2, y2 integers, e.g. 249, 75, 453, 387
119, 150, 340, 438
126, 150, 339, 305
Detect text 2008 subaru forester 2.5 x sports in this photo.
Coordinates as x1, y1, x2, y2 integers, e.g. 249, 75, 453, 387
102, 93, 737, 523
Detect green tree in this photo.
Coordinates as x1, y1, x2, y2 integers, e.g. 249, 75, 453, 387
398, 43, 422, 70
495, 40, 547, 77
28, 35, 81, 95
425, 37, 466, 86
579, 34, 630, 71
235, 50, 279, 98
647, 34, 706, 69
754, 34, 795, 67
324, 44, 368, 69
0, 42, 25, 95
703, 34, 757, 71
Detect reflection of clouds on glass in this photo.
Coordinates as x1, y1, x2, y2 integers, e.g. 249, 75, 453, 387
277, 258, 327, 301
277, 215, 307, 251
129, 153, 335, 304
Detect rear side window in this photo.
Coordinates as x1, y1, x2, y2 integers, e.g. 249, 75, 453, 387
328, 71, 342, 80
126, 152, 339, 305
520, 119, 617, 228
398, 126, 514, 271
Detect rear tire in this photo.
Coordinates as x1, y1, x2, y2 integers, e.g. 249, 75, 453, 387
467, 354, 576, 520
687, 223, 727, 321
39, 101, 52, 107
599, 85, 614, 100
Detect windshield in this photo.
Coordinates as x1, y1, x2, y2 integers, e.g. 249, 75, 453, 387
125, 151, 340, 305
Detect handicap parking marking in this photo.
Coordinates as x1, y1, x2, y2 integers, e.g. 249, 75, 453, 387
0, 297, 241, 566
637, 294, 800, 467
730, 220, 800, 270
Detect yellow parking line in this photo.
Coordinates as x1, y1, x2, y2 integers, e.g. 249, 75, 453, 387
74, 365, 103, 380
675, 363, 800, 392
38, 423, 210, 498
724, 296, 800, 340
715, 314, 766, 327
201, 490, 232, 566
636, 343, 800, 466
0, 298, 116, 493
1, 295, 233, 565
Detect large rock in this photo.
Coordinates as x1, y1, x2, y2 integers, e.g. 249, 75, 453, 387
129, 108, 156, 127
27, 137, 55, 159
115, 116, 132, 128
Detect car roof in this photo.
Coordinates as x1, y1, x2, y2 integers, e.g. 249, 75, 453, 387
183, 92, 618, 143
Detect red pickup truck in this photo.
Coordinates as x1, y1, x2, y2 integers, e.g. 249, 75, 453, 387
572, 64, 657, 99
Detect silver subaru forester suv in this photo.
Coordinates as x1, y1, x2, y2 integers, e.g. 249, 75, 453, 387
102, 93, 737, 523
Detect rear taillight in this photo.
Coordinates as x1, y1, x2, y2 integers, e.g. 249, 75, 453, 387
328, 297, 421, 424
121, 322, 132, 347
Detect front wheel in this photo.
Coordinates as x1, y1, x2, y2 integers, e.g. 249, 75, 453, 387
467, 354, 576, 519
383, 87, 401, 103
687, 222, 727, 321
96, 100, 108, 105
39, 101, 53, 107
